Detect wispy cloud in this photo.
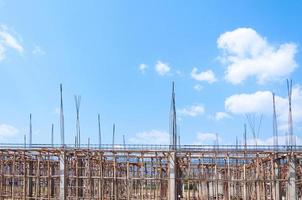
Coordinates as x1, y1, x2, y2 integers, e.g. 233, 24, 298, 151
138, 63, 148, 74
53, 107, 60, 115
218, 27, 297, 84
0, 24, 24, 61
0, 123, 19, 139
155, 61, 170, 76
129, 130, 169, 144
193, 84, 203, 91
247, 135, 302, 145
214, 112, 231, 120
179, 104, 205, 117
191, 68, 217, 83
195, 132, 221, 145
32, 45, 45, 56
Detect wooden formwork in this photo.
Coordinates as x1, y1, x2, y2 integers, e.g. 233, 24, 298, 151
0, 146, 301, 200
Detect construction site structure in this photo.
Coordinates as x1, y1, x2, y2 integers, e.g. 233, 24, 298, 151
0, 144, 301, 199
1, 82, 301, 199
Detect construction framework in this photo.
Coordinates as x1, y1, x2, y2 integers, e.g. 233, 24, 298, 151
1, 81, 301, 199
0, 145, 301, 200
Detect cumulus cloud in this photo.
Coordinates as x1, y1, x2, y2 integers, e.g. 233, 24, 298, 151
225, 91, 273, 114
129, 130, 169, 144
191, 68, 217, 83
225, 85, 302, 131
214, 112, 231, 120
179, 104, 205, 117
217, 28, 298, 84
0, 124, 19, 138
155, 61, 170, 76
0, 25, 23, 61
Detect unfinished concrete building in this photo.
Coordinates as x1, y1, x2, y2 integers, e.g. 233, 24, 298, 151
0, 145, 301, 199
0, 82, 301, 199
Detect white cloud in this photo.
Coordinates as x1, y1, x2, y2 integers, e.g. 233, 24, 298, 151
225, 91, 273, 114
0, 44, 5, 61
179, 104, 205, 117
191, 68, 217, 83
214, 112, 231, 120
0, 25, 23, 61
225, 85, 302, 132
0, 124, 19, 138
195, 132, 221, 145
155, 61, 170, 76
217, 28, 298, 84
193, 84, 203, 91
32, 45, 45, 56
138, 63, 148, 74
129, 130, 169, 144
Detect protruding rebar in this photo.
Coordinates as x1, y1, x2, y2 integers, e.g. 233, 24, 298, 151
74, 95, 81, 147
169, 82, 177, 150
24, 134, 26, 148
272, 92, 278, 149
51, 123, 54, 147
123, 134, 126, 150
287, 79, 294, 147
29, 113, 32, 147
112, 123, 115, 149
60, 84, 65, 147
98, 114, 101, 149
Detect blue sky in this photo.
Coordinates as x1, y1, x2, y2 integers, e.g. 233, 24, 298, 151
0, 0, 302, 146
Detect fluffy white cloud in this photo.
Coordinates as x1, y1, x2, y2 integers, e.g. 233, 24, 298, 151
214, 112, 231, 120
195, 132, 221, 145
129, 130, 169, 144
225, 91, 273, 114
179, 104, 205, 117
218, 28, 298, 84
225, 85, 302, 131
193, 84, 203, 91
155, 61, 170, 76
191, 68, 217, 83
0, 124, 19, 138
0, 25, 23, 61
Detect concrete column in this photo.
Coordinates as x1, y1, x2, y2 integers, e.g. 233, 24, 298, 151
169, 152, 176, 200
78, 159, 84, 197
274, 156, 281, 200
287, 154, 296, 200
60, 151, 66, 200
227, 156, 231, 200
201, 164, 208, 199
243, 164, 247, 200
51, 164, 55, 197
256, 155, 260, 200
28, 161, 33, 197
